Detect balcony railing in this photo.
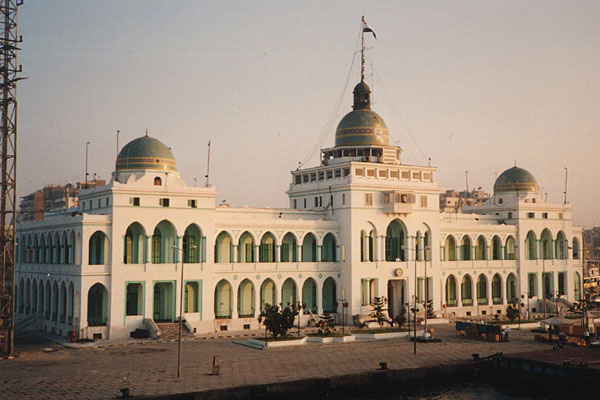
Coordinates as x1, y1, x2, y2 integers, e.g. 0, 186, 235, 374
462, 298, 473, 306
477, 298, 488, 305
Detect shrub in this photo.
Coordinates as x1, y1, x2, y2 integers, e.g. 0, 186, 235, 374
317, 314, 336, 336
506, 305, 519, 321
259, 303, 298, 338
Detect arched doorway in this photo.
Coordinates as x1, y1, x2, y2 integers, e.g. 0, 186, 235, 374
87, 283, 108, 326
445, 275, 457, 307
214, 280, 232, 318
506, 273, 517, 303
281, 278, 297, 308
322, 278, 337, 314
492, 274, 502, 304
461, 275, 473, 306
237, 279, 255, 317
302, 278, 317, 313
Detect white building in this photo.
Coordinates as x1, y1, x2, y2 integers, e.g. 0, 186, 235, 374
14, 76, 583, 340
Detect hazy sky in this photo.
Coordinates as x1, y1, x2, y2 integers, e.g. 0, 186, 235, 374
16, 1, 600, 226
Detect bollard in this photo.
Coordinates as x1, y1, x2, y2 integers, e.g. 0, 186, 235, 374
211, 355, 220, 375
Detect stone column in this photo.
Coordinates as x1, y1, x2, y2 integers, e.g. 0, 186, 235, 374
232, 244, 238, 263
275, 245, 280, 262
231, 283, 238, 319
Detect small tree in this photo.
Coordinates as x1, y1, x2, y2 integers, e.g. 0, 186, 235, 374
394, 314, 406, 329
506, 304, 519, 322
259, 304, 298, 338
370, 296, 388, 326
317, 314, 335, 335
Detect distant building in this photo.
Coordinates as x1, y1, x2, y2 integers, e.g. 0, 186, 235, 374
439, 189, 491, 212
19, 180, 105, 222
584, 227, 600, 288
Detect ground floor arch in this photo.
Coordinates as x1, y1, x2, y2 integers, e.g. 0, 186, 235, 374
88, 283, 108, 326
153, 281, 174, 322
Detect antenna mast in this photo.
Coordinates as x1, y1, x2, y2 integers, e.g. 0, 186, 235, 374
205, 140, 211, 187
0, 0, 22, 357
361, 16, 365, 82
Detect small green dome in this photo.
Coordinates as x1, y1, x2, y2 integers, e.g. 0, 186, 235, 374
116, 136, 177, 172
494, 166, 539, 193
335, 80, 389, 146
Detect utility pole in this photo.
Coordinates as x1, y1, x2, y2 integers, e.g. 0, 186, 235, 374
563, 167, 568, 204
0, 0, 23, 357
465, 170, 469, 193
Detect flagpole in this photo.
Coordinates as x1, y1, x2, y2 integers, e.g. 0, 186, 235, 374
361, 16, 365, 82
205, 140, 211, 187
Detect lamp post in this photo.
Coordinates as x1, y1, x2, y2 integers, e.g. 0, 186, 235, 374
402, 244, 418, 355
542, 241, 547, 320
172, 243, 196, 379
424, 246, 431, 337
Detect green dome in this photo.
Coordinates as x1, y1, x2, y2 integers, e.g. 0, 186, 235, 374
335, 81, 389, 146
116, 136, 177, 172
335, 110, 389, 146
494, 166, 539, 193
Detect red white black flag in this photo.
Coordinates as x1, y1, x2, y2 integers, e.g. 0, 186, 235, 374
363, 19, 376, 39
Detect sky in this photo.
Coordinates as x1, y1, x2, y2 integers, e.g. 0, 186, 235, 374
16, 1, 600, 226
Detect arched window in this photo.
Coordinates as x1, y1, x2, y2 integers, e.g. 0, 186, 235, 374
504, 236, 516, 260
259, 232, 276, 263
477, 275, 488, 305
555, 231, 566, 260
151, 220, 176, 263
214, 280, 232, 318
183, 224, 201, 263
88, 231, 108, 265
238, 231, 255, 263
360, 230, 366, 262
214, 231, 232, 263
301, 233, 317, 262
280, 232, 297, 262
491, 236, 502, 260
302, 278, 317, 313
525, 231, 536, 260
281, 278, 297, 308
88, 283, 108, 326
461, 275, 473, 306
415, 231, 422, 261
445, 236, 456, 261
506, 273, 517, 303
475, 236, 486, 260
260, 279, 276, 313
385, 220, 406, 261
540, 229, 553, 260
154, 177, 162, 186
237, 279, 255, 317
572, 238, 580, 259
445, 275, 457, 307
124, 222, 146, 264
492, 274, 502, 304
461, 236, 472, 261
424, 231, 431, 261
321, 233, 337, 262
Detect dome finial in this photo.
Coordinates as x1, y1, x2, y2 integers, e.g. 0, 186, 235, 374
145, 128, 148, 137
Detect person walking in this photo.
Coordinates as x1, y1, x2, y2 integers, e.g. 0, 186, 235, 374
584, 330, 590, 346
504, 325, 510, 342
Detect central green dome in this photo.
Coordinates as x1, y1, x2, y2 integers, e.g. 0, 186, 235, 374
494, 166, 539, 193
335, 81, 389, 146
116, 135, 177, 172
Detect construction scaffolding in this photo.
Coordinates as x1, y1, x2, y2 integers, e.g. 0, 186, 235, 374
0, 0, 22, 356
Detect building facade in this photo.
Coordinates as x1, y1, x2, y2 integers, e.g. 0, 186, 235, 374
14, 79, 584, 340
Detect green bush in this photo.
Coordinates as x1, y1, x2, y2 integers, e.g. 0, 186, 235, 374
370, 297, 389, 326
506, 304, 519, 321
259, 304, 298, 338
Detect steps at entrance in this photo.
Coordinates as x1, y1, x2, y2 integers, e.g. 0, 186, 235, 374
156, 322, 194, 340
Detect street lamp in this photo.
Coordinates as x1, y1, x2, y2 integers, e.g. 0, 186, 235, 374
402, 244, 418, 355
424, 246, 431, 338
172, 243, 196, 379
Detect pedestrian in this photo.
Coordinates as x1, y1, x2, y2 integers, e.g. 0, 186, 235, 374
504, 325, 510, 342
584, 330, 590, 346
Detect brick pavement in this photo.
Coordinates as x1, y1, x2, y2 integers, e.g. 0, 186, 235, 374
0, 324, 553, 399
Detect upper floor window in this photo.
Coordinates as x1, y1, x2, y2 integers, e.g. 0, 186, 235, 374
159, 198, 170, 207
154, 177, 162, 186
131, 197, 140, 206
188, 199, 197, 208
527, 212, 535, 219
365, 193, 373, 206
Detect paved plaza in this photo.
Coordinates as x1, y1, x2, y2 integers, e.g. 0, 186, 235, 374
1, 324, 553, 399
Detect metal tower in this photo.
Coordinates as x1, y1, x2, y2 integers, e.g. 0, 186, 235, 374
0, 0, 22, 356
